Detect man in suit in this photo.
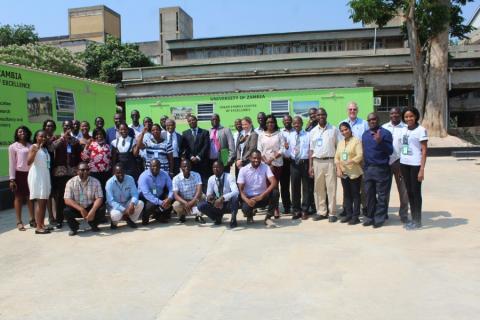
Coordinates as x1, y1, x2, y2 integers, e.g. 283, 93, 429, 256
162, 119, 184, 176
235, 116, 259, 176
208, 114, 235, 174
106, 112, 135, 145
182, 115, 210, 190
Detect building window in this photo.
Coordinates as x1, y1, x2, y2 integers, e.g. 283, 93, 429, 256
376, 94, 410, 112
197, 103, 214, 121
270, 100, 290, 118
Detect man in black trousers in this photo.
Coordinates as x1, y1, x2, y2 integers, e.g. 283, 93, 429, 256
182, 115, 210, 190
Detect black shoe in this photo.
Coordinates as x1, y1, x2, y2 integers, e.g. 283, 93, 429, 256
340, 216, 351, 223
348, 218, 360, 225
373, 222, 384, 229
214, 219, 222, 225
246, 216, 254, 224
363, 220, 373, 227
229, 220, 238, 228
400, 216, 410, 224
292, 213, 302, 220
328, 216, 338, 223
195, 216, 206, 224
110, 222, 118, 230
35, 229, 51, 234
125, 217, 138, 228
339, 211, 347, 217
90, 225, 100, 232
56, 222, 63, 229
312, 214, 328, 221
142, 220, 149, 226
179, 215, 186, 223
68, 230, 77, 236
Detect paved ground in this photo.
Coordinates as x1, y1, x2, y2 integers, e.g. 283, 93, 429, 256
0, 157, 479, 320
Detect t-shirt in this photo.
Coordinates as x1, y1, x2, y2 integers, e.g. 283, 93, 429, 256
399, 125, 428, 166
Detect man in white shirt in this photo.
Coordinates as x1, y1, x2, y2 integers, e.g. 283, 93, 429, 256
255, 112, 267, 134
285, 116, 311, 220
162, 119, 184, 175
280, 115, 294, 214
237, 150, 279, 227
340, 102, 369, 139
382, 107, 409, 223
232, 118, 243, 148
198, 161, 239, 227
309, 108, 339, 222
129, 109, 144, 138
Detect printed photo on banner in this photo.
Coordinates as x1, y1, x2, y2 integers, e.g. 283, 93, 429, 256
293, 100, 319, 118
27, 92, 53, 122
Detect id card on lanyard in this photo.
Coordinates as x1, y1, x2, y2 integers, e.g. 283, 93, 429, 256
402, 134, 409, 155
67, 144, 72, 154
341, 151, 348, 161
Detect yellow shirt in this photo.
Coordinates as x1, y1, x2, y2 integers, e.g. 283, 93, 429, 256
334, 136, 363, 179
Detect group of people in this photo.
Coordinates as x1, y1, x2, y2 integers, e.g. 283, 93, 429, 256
8, 101, 428, 236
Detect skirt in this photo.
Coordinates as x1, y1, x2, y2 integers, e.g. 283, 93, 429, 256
14, 170, 30, 198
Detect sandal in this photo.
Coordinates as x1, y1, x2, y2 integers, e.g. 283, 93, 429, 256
16, 222, 26, 231
29, 219, 37, 228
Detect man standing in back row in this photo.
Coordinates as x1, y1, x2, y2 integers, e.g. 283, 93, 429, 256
208, 114, 235, 173
182, 115, 210, 190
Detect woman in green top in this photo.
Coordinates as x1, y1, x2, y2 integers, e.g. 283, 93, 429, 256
335, 122, 364, 225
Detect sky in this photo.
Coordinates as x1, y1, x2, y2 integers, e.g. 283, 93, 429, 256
0, 0, 478, 43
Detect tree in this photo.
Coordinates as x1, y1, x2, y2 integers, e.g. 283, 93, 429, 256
0, 43, 84, 77
81, 35, 153, 83
349, 0, 474, 137
0, 24, 38, 46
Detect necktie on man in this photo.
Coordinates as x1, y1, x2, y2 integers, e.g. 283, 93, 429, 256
212, 128, 221, 152
295, 132, 301, 164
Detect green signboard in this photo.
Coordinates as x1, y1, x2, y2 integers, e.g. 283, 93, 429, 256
125, 87, 373, 132
0, 63, 116, 179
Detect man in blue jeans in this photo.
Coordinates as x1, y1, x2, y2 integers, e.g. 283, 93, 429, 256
361, 112, 393, 228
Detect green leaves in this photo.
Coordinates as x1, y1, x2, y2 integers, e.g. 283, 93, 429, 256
81, 35, 153, 83
0, 24, 38, 46
0, 43, 84, 77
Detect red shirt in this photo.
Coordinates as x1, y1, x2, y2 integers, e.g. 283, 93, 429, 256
81, 141, 112, 173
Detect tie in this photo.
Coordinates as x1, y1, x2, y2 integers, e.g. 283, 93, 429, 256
295, 133, 301, 164
168, 133, 172, 144
212, 129, 220, 152
216, 175, 224, 197
192, 128, 197, 141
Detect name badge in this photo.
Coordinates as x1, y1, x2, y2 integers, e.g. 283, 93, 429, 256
67, 144, 72, 154
47, 160, 51, 169
316, 138, 323, 147
341, 151, 348, 161
79, 192, 84, 202
152, 188, 157, 196
401, 144, 409, 155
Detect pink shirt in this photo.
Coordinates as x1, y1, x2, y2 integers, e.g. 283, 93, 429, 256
8, 142, 32, 179
237, 163, 274, 197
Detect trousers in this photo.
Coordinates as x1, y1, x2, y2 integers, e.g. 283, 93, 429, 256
312, 158, 336, 216
400, 164, 422, 224
364, 165, 392, 224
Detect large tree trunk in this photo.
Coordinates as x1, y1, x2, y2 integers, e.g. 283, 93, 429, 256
423, 0, 449, 137
405, 0, 427, 116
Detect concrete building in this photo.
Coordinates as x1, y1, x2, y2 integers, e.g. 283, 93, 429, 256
39, 5, 121, 52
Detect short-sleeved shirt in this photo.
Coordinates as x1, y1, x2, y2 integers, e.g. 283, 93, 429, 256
81, 141, 112, 173
141, 136, 173, 171
9, 142, 31, 179
382, 121, 407, 164
400, 125, 428, 166
309, 124, 339, 158
172, 171, 202, 201
64, 175, 103, 208
237, 163, 274, 197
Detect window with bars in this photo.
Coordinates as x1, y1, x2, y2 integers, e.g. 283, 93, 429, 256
270, 100, 290, 118
376, 95, 410, 112
197, 103, 214, 121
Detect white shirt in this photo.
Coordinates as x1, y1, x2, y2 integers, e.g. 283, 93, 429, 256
382, 121, 406, 165
233, 131, 241, 147
400, 125, 428, 166
166, 131, 179, 158
206, 173, 239, 201
130, 124, 144, 138
111, 136, 136, 153
309, 124, 339, 158
285, 130, 310, 160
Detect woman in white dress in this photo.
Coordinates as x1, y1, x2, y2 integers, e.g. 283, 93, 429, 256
27, 130, 52, 234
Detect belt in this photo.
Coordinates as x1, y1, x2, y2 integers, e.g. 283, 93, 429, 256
315, 157, 334, 160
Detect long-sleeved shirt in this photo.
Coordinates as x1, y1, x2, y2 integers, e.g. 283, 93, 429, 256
284, 130, 310, 160
361, 127, 393, 167
106, 175, 139, 212
340, 117, 369, 139
138, 169, 173, 206
8, 142, 31, 179
335, 136, 363, 179
206, 173, 239, 201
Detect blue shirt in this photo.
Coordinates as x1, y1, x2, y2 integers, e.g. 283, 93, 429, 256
361, 127, 394, 167
106, 175, 139, 212
285, 130, 310, 160
340, 117, 369, 139
138, 169, 173, 206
